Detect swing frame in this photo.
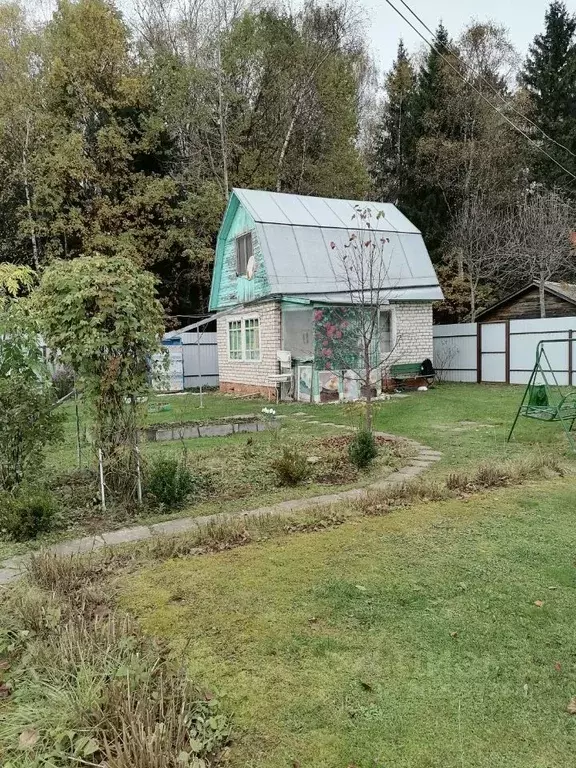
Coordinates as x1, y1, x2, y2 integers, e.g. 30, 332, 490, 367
507, 339, 576, 452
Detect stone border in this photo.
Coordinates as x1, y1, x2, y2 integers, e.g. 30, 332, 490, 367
144, 419, 277, 441
0, 427, 440, 586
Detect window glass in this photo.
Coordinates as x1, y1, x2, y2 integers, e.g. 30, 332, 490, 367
244, 318, 260, 360
236, 233, 253, 275
228, 320, 242, 359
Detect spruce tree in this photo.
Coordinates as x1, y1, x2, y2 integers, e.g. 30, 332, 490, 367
371, 40, 416, 203
521, 1, 576, 188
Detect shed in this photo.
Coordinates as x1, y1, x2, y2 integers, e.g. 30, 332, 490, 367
209, 188, 442, 401
476, 282, 576, 323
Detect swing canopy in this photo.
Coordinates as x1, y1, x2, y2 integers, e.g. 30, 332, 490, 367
508, 339, 576, 451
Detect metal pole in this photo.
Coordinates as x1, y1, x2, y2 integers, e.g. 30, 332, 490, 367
197, 326, 204, 409
98, 448, 106, 513
73, 385, 82, 469
135, 446, 143, 506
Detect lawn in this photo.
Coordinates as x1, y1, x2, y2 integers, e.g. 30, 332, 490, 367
122, 478, 576, 768
2, 382, 573, 564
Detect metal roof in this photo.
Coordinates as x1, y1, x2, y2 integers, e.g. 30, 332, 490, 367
232, 189, 443, 302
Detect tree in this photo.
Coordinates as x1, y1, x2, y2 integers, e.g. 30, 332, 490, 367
35, 256, 164, 504
506, 189, 576, 317
521, 1, 576, 189
371, 40, 416, 204
444, 196, 509, 321
318, 207, 396, 432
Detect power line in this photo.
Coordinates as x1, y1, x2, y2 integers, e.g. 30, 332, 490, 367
383, 0, 576, 183
396, 0, 576, 160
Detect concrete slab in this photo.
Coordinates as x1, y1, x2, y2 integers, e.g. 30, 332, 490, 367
48, 535, 105, 557
151, 517, 200, 536
101, 526, 152, 545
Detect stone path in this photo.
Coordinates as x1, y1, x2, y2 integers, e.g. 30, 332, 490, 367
0, 426, 441, 586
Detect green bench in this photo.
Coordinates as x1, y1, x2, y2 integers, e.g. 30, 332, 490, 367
389, 361, 435, 388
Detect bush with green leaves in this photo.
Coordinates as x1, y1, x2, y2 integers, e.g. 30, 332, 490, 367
0, 487, 59, 540
271, 447, 311, 486
146, 455, 202, 509
0, 377, 64, 491
348, 429, 378, 468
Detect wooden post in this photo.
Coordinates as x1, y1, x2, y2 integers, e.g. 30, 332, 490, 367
476, 324, 482, 383
505, 321, 511, 384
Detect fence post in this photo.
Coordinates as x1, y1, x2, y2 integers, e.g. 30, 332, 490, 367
569, 329, 573, 388
98, 448, 106, 513
476, 324, 482, 383
505, 321, 511, 384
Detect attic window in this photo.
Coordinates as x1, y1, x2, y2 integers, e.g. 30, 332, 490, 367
236, 232, 253, 276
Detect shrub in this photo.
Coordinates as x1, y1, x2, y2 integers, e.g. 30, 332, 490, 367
271, 447, 311, 486
0, 487, 59, 540
0, 376, 64, 490
348, 429, 378, 468
146, 455, 200, 509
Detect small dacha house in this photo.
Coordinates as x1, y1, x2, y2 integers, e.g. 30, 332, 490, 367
475, 281, 576, 322
209, 189, 443, 402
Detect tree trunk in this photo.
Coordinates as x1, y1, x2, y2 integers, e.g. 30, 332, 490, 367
364, 344, 372, 432
469, 280, 476, 323
216, 40, 229, 200
539, 274, 546, 318
276, 109, 299, 193
23, 117, 39, 270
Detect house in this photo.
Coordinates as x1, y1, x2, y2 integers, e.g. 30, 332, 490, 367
209, 189, 443, 402
476, 282, 576, 323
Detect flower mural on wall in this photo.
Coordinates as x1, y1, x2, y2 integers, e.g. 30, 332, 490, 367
313, 306, 359, 371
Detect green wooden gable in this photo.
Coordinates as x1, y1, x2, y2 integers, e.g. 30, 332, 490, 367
209, 194, 270, 311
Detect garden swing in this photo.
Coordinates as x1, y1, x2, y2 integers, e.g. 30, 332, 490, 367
507, 339, 576, 452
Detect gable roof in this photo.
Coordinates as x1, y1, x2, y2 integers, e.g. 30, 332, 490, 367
215, 189, 443, 304
475, 281, 576, 320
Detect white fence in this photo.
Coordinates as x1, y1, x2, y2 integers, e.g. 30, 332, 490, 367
161, 331, 218, 391
434, 317, 576, 385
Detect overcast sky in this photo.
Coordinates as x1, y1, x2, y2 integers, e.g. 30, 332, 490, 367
364, 0, 559, 73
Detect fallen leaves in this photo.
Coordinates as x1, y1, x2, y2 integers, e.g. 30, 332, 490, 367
534, 600, 544, 608
567, 698, 576, 715
19, 729, 39, 750
450, 631, 459, 639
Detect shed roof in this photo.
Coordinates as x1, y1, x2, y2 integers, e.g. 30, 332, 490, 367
475, 281, 576, 320
227, 189, 443, 302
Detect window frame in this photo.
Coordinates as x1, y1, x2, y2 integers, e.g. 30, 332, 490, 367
227, 315, 261, 362
235, 232, 253, 276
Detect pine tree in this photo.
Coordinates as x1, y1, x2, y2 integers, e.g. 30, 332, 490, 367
371, 40, 416, 203
521, 1, 576, 188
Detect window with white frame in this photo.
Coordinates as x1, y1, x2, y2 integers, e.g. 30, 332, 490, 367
380, 309, 392, 358
228, 320, 242, 360
228, 317, 260, 361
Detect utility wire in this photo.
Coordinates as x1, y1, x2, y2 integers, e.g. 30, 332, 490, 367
396, 0, 576, 160
383, 0, 576, 183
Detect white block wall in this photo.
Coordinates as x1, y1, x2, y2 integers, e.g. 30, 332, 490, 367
217, 301, 281, 388
392, 302, 434, 363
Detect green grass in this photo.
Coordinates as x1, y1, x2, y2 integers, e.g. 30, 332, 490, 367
122, 478, 576, 768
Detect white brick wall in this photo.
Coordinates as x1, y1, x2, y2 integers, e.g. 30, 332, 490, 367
392, 302, 434, 363
217, 301, 281, 386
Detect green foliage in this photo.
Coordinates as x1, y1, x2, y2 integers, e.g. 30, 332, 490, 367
521, 1, 576, 187
271, 446, 311, 486
0, 487, 59, 540
348, 429, 378, 468
146, 455, 201, 509
36, 255, 164, 503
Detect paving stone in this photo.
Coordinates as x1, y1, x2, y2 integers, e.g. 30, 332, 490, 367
235, 422, 259, 433
48, 536, 105, 557
151, 517, 200, 536
0, 568, 22, 585
155, 429, 174, 441
101, 526, 152, 545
